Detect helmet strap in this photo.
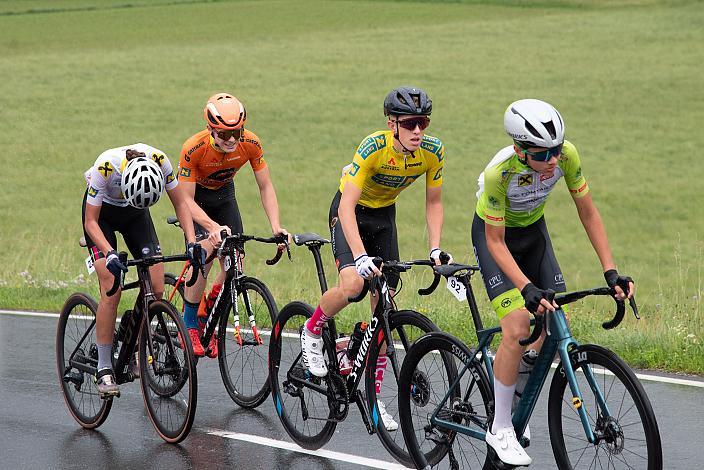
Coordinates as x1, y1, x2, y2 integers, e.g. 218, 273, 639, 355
392, 120, 415, 156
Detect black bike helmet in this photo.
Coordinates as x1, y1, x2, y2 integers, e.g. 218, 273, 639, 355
383, 86, 432, 116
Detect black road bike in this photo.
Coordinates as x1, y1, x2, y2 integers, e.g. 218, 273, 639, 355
57, 250, 198, 443
269, 253, 450, 467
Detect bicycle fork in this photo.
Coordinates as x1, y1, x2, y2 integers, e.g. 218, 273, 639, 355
231, 284, 264, 346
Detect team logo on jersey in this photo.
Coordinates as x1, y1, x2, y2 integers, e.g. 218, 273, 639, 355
388, 157, 396, 166
207, 168, 237, 182
433, 167, 443, 181
348, 163, 360, 177
165, 172, 175, 184
575, 166, 582, 178
98, 161, 113, 178
180, 167, 191, 177
87, 186, 99, 198
357, 134, 387, 160
152, 153, 165, 166
330, 216, 338, 228
488, 195, 500, 208
518, 175, 533, 186
500, 298, 512, 308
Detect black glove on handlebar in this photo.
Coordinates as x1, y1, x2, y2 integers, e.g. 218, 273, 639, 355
187, 242, 206, 270
105, 250, 128, 279
521, 283, 555, 314
604, 269, 633, 296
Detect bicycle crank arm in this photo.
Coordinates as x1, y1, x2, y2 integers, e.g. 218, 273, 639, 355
353, 390, 375, 435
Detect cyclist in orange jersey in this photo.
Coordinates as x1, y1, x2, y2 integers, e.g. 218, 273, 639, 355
178, 93, 288, 357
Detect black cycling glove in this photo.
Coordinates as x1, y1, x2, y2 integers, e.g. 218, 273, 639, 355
105, 250, 128, 279
521, 283, 555, 314
187, 242, 206, 271
604, 269, 633, 296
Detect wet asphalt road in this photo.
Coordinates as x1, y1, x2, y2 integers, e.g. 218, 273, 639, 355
1, 313, 703, 469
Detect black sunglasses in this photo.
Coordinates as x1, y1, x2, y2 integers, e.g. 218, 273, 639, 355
395, 117, 430, 131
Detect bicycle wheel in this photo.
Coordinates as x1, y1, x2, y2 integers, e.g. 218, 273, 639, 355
139, 299, 197, 443
56, 293, 112, 428
398, 332, 494, 470
269, 301, 339, 449
548, 344, 662, 470
218, 277, 277, 408
365, 309, 441, 466
164, 272, 185, 314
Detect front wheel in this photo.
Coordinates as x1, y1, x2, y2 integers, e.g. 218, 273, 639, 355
56, 293, 112, 429
139, 299, 197, 443
218, 277, 278, 408
548, 344, 663, 470
365, 309, 441, 467
398, 331, 494, 469
269, 301, 338, 449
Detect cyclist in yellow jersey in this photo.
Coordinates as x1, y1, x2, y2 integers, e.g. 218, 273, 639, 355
472, 99, 635, 466
300, 87, 452, 431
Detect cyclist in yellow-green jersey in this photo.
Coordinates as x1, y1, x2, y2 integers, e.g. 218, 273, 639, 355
472, 99, 635, 466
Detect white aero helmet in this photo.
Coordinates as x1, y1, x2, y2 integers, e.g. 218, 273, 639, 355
504, 99, 565, 148
121, 156, 164, 209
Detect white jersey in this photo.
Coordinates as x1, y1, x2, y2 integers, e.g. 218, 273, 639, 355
84, 143, 177, 207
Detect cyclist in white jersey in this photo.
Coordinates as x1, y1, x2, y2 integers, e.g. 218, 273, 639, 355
472, 100, 635, 466
82, 143, 204, 397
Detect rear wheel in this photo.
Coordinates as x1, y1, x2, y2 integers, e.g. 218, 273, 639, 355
398, 332, 493, 469
218, 277, 278, 408
56, 293, 112, 428
365, 309, 441, 467
548, 344, 663, 470
140, 299, 197, 443
269, 301, 338, 449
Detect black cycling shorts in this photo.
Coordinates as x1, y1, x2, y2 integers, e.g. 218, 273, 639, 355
193, 181, 243, 239
471, 213, 565, 317
81, 190, 161, 261
329, 191, 400, 289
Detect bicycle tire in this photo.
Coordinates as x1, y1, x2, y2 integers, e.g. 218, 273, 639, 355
398, 331, 494, 470
164, 272, 185, 314
365, 309, 441, 466
218, 277, 278, 408
269, 301, 338, 449
56, 292, 113, 429
548, 344, 663, 470
139, 299, 197, 443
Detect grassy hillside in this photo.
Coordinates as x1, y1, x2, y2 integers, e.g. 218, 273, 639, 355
0, 0, 701, 372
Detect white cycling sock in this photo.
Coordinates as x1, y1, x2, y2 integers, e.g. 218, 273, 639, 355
492, 378, 516, 434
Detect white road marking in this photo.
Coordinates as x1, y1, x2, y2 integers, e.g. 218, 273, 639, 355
205, 428, 411, 469
2, 309, 702, 388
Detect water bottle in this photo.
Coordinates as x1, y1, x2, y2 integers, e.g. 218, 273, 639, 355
116, 310, 133, 342
336, 336, 352, 375
513, 349, 538, 410
346, 321, 368, 361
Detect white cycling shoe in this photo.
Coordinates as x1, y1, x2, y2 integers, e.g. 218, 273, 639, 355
377, 400, 398, 431
300, 328, 328, 377
486, 426, 532, 466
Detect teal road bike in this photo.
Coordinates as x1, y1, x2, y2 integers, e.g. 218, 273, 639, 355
398, 263, 662, 470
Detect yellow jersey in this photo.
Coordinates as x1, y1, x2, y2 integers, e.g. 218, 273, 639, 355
339, 130, 444, 208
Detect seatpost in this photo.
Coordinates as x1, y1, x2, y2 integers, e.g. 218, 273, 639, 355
308, 244, 328, 295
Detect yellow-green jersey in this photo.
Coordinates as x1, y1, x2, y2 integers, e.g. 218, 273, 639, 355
339, 130, 444, 208
476, 140, 589, 227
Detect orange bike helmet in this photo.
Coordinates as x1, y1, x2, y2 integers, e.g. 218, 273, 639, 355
203, 93, 247, 130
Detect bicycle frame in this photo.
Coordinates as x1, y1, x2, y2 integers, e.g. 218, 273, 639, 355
427, 272, 611, 446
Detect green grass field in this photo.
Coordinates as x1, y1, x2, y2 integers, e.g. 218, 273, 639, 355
1, 0, 702, 373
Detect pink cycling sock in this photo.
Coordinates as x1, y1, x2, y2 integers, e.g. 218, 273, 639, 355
305, 305, 330, 337
375, 354, 388, 394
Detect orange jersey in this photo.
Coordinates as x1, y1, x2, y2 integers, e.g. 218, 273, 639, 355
178, 129, 266, 189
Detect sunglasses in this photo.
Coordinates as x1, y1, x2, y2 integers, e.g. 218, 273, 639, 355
395, 117, 430, 131
213, 127, 244, 141
516, 143, 562, 162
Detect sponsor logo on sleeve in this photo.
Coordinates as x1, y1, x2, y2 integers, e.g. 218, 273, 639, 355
165, 172, 175, 184
87, 186, 99, 198
488, 274, 503, 288
433, 167, 442, 181
488, 195, 500, 208
349, 162, 360, 177
98, 161, 113, 178
500, 298, 512, 308
180, 167, 191, 177
152, 153, 165, 166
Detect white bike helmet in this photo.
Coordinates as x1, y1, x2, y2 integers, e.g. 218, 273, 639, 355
504, 99, 565, 148
121, 156, 164, 209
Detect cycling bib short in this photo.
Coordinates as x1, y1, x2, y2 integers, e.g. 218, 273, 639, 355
471, 214, 565, 319
81, 190, 161, 261
193, 181, 243, 240
329, 191, 400, 289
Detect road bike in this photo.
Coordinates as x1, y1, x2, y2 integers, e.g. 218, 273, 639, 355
397, 263, 663, 469
269, 251, 448, 467
57, 249, 199, 443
